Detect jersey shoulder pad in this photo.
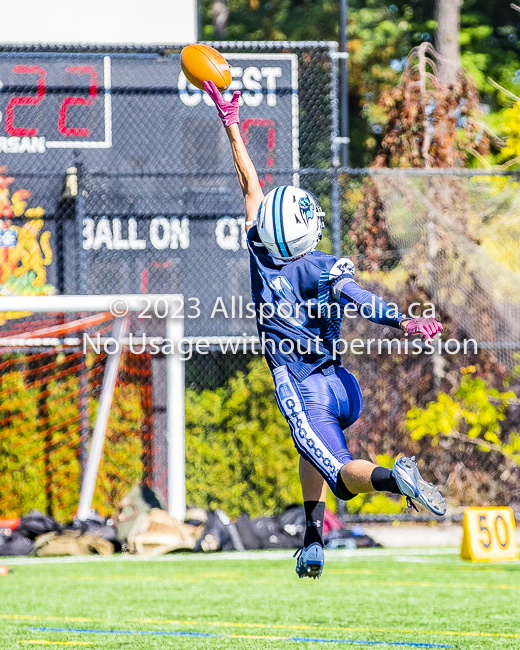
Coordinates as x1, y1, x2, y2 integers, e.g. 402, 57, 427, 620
292, 250, 328, 276
247, 225, 260, 245
328, 257, 355, 280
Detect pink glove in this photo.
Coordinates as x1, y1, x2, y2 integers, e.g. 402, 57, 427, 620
203, 80, 241, 128
404, 317, 443, 342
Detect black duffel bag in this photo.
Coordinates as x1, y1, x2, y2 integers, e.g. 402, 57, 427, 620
234, 514, 261, 550
17, 510, 60, 540
193, 511, 234, 553
0, 531, 34, 557
250, 516, 299, 550
63, 518, 122, 552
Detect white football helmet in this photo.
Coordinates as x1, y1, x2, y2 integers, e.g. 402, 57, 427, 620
256, 185, 325, 260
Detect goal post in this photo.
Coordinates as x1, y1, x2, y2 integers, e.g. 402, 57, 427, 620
0, 295, 185, 522
77, 314, 128, 521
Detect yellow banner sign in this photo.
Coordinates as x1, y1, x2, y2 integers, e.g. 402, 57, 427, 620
461, 507, 519, 562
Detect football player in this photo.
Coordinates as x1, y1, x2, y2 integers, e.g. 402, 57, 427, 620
204, 80, 446, 579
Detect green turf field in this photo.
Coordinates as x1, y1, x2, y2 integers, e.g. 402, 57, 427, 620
1, 548, 519, 649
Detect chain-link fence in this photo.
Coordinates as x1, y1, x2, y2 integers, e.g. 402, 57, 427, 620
0, 42, 338, 340
333, 168, 520, 514
337, 168, 520, 368
1, 44, 520, 519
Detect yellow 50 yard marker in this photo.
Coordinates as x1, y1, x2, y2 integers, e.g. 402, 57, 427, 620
461, 507, 519, 562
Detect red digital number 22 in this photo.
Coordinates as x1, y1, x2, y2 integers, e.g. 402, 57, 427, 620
5, 65, 46, 137
58, 66, 98, 137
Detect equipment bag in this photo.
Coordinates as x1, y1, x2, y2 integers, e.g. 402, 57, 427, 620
17, 510, 60, 540
128, 509, 203, 556
234, 514, 261, 550
250, 516, 299, 550
0, 531, 34, 557
34, 530, 114, 557
192, 511, 234, 553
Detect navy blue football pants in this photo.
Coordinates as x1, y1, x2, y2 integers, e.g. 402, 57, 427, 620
273, 364, 363, 499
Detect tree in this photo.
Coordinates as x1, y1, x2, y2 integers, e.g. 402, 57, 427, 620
200, 1, 520, 167
350, 43, 489, 273
435, 0, 462, 85
213, 0, 229, 38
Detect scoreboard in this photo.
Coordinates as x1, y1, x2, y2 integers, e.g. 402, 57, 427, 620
0, 55, 110, 155
0, 50, 299, 335
0, 52, 298, 173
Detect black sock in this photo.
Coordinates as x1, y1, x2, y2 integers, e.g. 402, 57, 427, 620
371, 466, 400, 494
303, 501, 325, 547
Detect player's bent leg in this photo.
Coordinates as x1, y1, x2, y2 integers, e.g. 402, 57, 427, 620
296, 459, 327, 579
299, 457, 328, 502
339, 459, 380, 494
392, 456, 447, 516
339, 456, 446, 516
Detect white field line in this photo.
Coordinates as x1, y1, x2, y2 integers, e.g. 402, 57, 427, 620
2, 547, 459, 567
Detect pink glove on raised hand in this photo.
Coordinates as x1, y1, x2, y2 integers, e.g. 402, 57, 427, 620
203, 80, 241, 128
404, 317, 443, 342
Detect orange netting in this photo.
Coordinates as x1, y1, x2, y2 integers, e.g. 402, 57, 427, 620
0, 314, 155, 521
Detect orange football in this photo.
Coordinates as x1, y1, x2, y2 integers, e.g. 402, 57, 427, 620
181, 44, 231, 91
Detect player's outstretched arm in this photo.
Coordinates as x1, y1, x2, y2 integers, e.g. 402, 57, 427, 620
332, 276, 443, 341
204, 80, 264, 231
225, 123, 264, 229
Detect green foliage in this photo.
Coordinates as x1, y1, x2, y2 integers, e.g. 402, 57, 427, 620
406, 371, 520, 465
505, 353, 520, 388
496, 99, 520, 165
201, 1, 520, 167
0, 357, 86, 521
92, 381, 145, 517
0, 353, 147, 521
387, 1, 520, 106
185, 357, 301, 518
347, 491, 404, 515
0, 369, 46, 516
201, 0, 340, 42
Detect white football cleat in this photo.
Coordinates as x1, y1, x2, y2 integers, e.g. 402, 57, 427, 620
294, 543, 324, 579
392, 456, 447, 516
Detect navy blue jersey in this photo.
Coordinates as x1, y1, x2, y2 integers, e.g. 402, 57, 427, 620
247, 226, 407, 381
